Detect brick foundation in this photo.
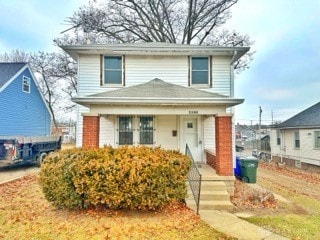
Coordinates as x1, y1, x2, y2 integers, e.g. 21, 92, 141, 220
215, 115, 233, 176
273, 156, 320, 174
206, 151, 217, 170
82, 116, 100, 148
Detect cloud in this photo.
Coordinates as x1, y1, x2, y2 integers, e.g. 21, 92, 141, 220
0, 0, 88, 52
255, 88, 296, 101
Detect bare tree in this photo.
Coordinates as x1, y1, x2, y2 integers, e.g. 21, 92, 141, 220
56, 0, 253, 70
29, 52, 62, 128
1, 49, 30, 62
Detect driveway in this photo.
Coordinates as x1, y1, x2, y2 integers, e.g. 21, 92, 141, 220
0, 165, 39, 184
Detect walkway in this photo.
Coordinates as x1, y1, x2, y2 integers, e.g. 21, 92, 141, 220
200, 210, 288, 240
187, 164, 288, 239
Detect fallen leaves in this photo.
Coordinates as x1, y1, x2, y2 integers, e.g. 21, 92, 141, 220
259, 162, 320, 185
231, 180, 278, 210
0, 174, 231, 240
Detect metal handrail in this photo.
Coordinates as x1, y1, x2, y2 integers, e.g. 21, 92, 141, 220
186, 144, 202, 214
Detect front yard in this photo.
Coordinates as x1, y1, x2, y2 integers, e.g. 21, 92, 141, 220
0, 174, 234, 240
232, 162, 320, 240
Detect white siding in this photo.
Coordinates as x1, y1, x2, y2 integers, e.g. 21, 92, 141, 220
125, 56, 188, 86
203, 116, 215, 151
212, 56, 231, 96
99, 115, 116, 147
270, 129, 280, 154
156, 115, 178, 150
77, 54, 232, 96
271, 128, 320, 166
76, 55, 101, 146
78, 54, 101, 96
75, 105, 89, 147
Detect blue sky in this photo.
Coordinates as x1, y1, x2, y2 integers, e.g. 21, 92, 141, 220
227, 0, 320, 125
1, 0, 319, 125
0, 0, 87, 52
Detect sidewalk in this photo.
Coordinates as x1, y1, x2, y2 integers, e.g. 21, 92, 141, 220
0, 166, 39, 185
199, 210, 289, 240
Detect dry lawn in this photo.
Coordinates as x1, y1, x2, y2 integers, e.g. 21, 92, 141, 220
231, 162, 320, 240
0, 174, 234, 240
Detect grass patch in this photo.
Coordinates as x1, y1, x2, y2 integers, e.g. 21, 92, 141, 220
241, 165, 320, 240
0, 174, 235, 240
246, 214, 320, 240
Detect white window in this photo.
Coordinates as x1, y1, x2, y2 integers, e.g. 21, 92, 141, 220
191, 57, 209, 85
22, 76, 31, 93
118, 116, 133, 145
118, 116, 154, 145
103, 56, 123, 85
276, 130, 281, 145
139, 116, 154, 145
294, 131, 300, 149
314, 131, 320, 149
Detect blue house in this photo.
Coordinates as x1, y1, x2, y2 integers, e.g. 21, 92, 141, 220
0, 62, 51, 136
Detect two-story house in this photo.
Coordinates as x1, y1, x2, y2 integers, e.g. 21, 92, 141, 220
0, 62, 51, 136
61, 42, 249, 177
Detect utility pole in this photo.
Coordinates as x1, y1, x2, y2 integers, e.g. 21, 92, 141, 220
259, 106, 262, 150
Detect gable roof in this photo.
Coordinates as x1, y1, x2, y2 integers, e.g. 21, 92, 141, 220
60, 42, 250, 63
0, 62, 53, 119
276, 102, 320, 129
0, 62, 27, 89
72, 78, 244, 107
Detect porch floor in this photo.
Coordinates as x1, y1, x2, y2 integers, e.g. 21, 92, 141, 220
196, 164, 235, 181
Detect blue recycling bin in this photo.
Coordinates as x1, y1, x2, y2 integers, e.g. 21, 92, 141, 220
234, 156, 242, 179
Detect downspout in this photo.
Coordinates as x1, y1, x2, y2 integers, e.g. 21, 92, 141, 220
230, 50, 237, 170
230, 50, 238, 98
280, 130, 284, 164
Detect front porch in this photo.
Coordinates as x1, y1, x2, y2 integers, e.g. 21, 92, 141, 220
186, 143, 235, 213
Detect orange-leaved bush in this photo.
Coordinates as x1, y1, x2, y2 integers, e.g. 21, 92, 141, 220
39, 146, 191, 210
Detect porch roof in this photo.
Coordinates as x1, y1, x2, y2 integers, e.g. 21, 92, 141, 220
72, 78, 244, 108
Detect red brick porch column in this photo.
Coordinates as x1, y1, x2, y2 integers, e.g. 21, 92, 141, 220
215, 115, 233, 176
82, 115, 100, 148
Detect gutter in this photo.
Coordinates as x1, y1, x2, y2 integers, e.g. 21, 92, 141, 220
72, 97, 244, 105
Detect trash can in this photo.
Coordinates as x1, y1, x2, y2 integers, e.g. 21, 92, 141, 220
234, 156, 242, 179
239, 156, 258, 183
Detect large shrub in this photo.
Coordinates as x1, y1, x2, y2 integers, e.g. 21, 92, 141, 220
39, 146, 191, 210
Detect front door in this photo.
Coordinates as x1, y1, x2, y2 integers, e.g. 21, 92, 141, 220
181, 117, 202, 162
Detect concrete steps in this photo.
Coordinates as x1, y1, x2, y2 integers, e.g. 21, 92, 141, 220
186, 180, 234, 212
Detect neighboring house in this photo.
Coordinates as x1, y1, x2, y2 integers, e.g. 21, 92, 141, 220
61, 42, 249, 177
52, 124, 76, 143
271, 102, 320, 169
235, 124, 257, 141
0, 62, 51, 136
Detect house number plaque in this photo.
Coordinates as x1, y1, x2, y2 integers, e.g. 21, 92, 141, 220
188, 111, 198, 115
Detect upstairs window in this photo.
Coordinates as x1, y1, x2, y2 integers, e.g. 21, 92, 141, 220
314, 131, 320, 149
103, 56, 123, 85
191, 57, 209, 85
294, 131, 300, 148
22, 76, 31, 93
139, 116, 154, 145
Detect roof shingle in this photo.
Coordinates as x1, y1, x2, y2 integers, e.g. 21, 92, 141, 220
0, 62, 27, 88
276, 102, 320, 129
91, 78, 227, 99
